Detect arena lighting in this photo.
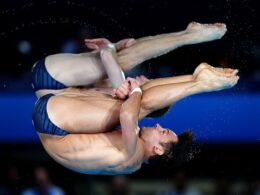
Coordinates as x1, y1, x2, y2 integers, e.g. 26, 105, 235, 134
18, 40, 32, 55
60, 40, 78, 53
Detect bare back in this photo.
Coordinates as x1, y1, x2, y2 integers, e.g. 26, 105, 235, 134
38, 130, 144, 175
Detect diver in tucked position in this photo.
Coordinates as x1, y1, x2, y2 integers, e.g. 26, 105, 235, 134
32, 22, 239, 174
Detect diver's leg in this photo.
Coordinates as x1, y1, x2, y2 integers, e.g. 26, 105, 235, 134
46, 92, 123, 134
45, 52, 106, 87
45, 47, 125, 89
141, 75, 194, 91
139, 64, 239, 118
117, 22, 227, 70
34, 49, 124, 99
140, 63, 237, 91
32, 52, 106, 98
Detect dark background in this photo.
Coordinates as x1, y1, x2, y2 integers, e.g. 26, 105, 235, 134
0, 0, 260, 194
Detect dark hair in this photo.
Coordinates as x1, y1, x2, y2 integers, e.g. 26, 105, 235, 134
149, 130, 199, 169
146, 107, 171, 118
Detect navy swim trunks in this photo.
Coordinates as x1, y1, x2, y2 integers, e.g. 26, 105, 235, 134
31, 58, 66, 91
32, 94, 68, 136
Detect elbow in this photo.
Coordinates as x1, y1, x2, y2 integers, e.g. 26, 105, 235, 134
141, 92, 156, 110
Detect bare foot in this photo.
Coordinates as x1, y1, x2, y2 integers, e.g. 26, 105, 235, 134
193, 63, 238, 79
196, 67, 239, 92
186, 22, 227, 41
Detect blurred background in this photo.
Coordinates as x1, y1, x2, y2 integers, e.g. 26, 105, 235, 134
0, 0, 260, 194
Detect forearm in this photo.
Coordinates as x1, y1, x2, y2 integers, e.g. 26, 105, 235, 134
120, 91, 142, 156
121, 92, 142, 120
100, 45, 125, 88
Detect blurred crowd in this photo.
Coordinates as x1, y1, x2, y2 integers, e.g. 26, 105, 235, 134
1, 165, 260, 195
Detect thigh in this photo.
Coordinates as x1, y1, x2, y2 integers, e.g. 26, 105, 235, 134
47, 95, 122, 134
45, 53, 106, 87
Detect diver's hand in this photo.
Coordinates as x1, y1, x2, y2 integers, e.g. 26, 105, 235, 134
112, 80, 131, 100
112, 77, 141, 99
85, 38, 136, 51
115, 38, 136, 51
127, 77, 141, 93
84, 38, 111, 50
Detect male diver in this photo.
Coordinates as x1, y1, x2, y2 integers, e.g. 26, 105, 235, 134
32, 22, 239, 174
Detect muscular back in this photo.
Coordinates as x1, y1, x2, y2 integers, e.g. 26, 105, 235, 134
38, 131, 144, 175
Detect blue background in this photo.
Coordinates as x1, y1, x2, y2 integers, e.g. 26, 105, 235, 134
1, 90, 259, 143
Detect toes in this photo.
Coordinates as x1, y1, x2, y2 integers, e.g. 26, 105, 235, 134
226, 68, 234, 73
231, 76, 239, 86
232, 69, 239, 76
228, 75, 239, 87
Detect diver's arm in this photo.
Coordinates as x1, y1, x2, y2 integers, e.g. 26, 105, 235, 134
100, 45, 126, 88
120, 81, 142, 157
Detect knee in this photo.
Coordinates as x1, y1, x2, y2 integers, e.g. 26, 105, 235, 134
117, 50, 135, 71
141, 92, 156, 110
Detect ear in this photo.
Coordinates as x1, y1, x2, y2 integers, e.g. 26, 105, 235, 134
153, 145, 164, 156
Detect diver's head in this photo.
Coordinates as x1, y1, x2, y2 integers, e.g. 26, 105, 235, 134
139, 123, 177, 157
140, 126, 195, 168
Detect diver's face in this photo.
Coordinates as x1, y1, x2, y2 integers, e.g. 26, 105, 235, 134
141, 124, 178, 154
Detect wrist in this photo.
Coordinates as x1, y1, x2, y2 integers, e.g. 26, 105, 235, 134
130, 87, 142, 95
105, 43, 116, 52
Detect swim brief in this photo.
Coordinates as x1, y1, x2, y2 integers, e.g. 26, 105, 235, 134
32, 93, 68, 136
31, 58, 66, 91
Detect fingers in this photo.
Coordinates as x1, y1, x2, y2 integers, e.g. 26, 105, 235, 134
84, 38, 111, 50
112, 80, 131, 99
225, 74, 239, 88
229, 75, 239, 87
112, 89, 117, 97
85, 43, 99, 50
115, 39, 129, 51
224, 69, 239, 77
84, 38, 110, 44
115, 38, 136, 50
127, 77, 138, 86
127, 77, 141, 93
211, 67, 239, 78
232, 69, 239, 76
114, 88, 128, 99
120, 80, 131, 91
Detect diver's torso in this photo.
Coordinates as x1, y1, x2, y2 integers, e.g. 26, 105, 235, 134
38, 131, 144, 175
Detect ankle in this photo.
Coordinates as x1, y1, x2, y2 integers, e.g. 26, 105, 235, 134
186, 80, 206, 95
